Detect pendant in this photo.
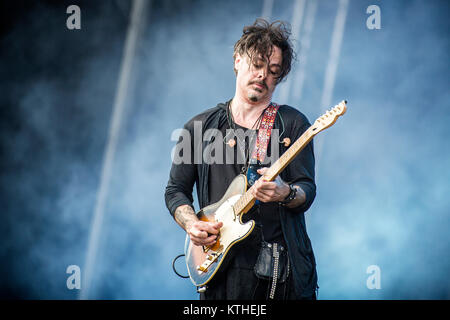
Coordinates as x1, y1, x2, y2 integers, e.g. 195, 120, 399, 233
227, 139, 236, 148
283, 137, 291, 147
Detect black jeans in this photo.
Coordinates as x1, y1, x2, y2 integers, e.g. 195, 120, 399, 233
200, 266, 316, 300
199, 232, 316, 300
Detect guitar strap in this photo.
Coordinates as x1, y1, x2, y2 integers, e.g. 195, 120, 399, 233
246, 102, 279, 186
250, 102, 279, 163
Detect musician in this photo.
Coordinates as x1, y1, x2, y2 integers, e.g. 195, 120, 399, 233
165, 19, 317, 300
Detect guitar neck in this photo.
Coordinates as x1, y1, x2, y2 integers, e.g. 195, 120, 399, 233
263, 126, 315, 181
233, 126, 315, 216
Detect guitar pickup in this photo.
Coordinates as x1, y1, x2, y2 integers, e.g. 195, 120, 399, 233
196, 252, 220, 274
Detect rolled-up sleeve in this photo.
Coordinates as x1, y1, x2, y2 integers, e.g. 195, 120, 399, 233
283, 118, 316, 213
164, 122, 198, 217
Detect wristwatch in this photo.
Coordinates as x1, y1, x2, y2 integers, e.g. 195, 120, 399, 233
281, 184, 297, 205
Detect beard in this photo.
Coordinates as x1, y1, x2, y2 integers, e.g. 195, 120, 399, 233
248, 86, 264, 102
248, 94, 259, 102
247, 80, 268, 102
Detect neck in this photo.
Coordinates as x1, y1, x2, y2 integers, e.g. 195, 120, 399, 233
230, 92, 272, 128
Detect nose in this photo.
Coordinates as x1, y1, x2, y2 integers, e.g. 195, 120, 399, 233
257, 66, 267, 79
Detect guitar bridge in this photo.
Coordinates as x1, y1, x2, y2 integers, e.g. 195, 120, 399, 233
196, 252, 220, 274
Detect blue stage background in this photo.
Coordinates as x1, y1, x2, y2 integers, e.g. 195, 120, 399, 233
0, 0, 448, 299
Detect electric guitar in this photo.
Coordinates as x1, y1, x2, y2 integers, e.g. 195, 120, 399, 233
185, 100, 347, 288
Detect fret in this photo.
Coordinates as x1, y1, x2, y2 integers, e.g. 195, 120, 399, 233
265, 127, 314, 181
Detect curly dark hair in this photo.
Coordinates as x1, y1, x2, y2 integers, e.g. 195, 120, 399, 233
233, 18, 295, 84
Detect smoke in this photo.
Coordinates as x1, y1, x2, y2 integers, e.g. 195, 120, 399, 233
0, 0, 129, 299
303, 0, 450, 299
0, 0, 449, 299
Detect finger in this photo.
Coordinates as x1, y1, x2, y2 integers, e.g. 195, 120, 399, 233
192, 234, 217, 246
253, 189, 274, 202
253, 180, 277, 194
257, 181, 277, 190
254, 186, 274, 197
192, 238, 214, 247
251, 184, 271, 197
204, 234, 218, 245
190, 228, 208, 239
212, 221, 223, 229
200, 222, 222, 235
257, 167, 269, 175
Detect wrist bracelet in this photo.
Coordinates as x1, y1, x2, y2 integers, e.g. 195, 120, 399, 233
281, 184, 297, 205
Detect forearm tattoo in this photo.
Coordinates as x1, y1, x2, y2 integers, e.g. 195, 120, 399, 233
174, 204, 197, 230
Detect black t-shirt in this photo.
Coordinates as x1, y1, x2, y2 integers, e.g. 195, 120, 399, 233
208, 120, 285, 245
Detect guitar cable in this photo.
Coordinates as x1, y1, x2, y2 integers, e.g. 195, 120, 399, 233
172, 254, 190, 279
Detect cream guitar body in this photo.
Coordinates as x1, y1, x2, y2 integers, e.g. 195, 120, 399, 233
185, 174, 255, 287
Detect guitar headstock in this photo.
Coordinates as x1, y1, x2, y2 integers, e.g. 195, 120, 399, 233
311, 100, 347, 134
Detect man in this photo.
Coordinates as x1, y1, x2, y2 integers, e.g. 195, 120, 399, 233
165, 19, 317, 300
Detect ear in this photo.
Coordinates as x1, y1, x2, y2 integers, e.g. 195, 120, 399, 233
234, 53, 242, 73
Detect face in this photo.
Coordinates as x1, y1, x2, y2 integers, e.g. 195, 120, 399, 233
234, 46, 283, 103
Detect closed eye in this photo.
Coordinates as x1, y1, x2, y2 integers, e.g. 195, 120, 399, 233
270, 68, 281, 77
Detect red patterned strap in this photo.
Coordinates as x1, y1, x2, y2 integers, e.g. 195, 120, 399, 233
250, 102, 279, 164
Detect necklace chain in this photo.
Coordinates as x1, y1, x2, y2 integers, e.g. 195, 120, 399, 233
225, 100, 269, 173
